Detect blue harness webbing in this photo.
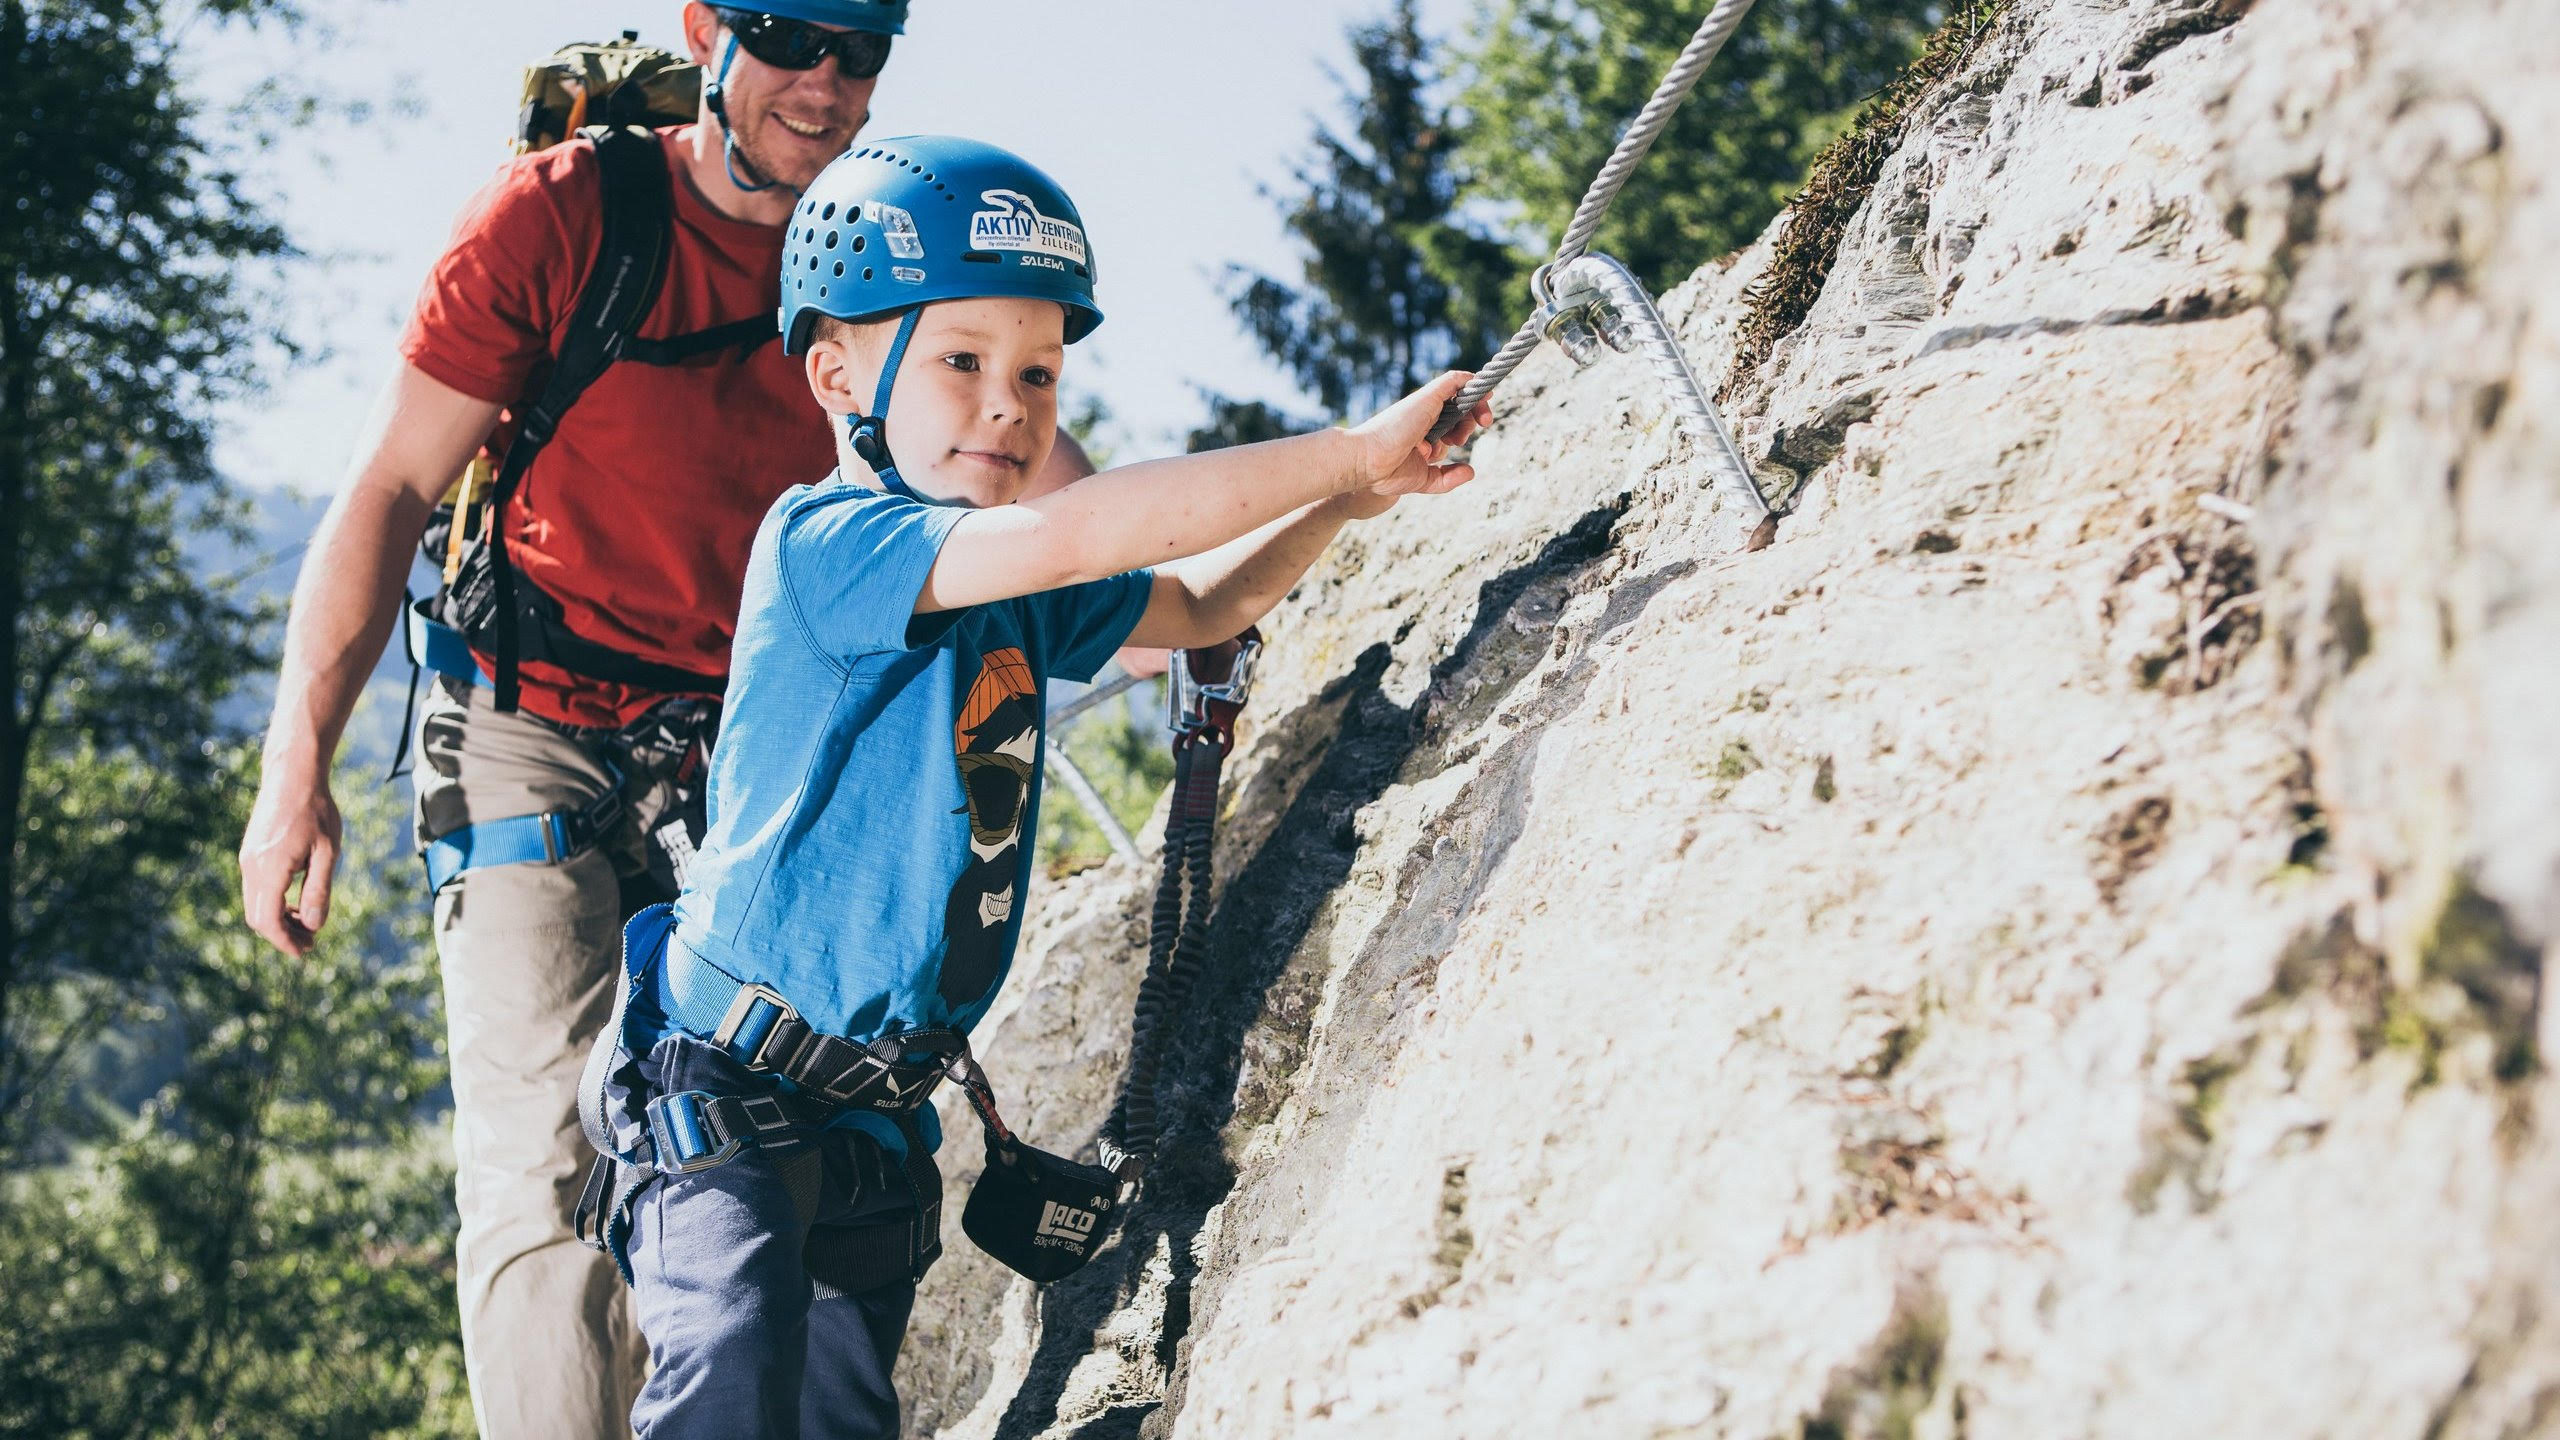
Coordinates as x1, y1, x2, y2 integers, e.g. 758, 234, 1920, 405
404, 598, 632, 895
573, 905, 947, 1283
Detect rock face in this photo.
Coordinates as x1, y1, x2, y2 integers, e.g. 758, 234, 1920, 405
899, 0, 2560, 1434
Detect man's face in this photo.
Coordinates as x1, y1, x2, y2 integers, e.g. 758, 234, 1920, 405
811, 297, 1069, 509
685, 3, 881, 191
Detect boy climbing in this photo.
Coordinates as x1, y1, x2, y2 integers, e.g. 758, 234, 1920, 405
575, 136, 1487, 1437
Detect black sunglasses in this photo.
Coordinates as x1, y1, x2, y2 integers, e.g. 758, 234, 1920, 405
715, 8, 894, 80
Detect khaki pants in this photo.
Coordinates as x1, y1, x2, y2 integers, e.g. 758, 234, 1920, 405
415, 682, 676, 1440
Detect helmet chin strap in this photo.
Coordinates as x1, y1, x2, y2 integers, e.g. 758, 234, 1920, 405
705, 34, 792, 197
848, 308, 963, 506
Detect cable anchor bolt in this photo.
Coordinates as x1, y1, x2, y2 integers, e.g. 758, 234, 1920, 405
1540, 254, 1771, 520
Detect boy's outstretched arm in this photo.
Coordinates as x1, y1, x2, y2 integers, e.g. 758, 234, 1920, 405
918, 372, 1487, 615
1118, 497, 1354, 649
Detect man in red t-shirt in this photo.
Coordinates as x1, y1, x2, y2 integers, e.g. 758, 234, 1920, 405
237, 5, 1099, 1434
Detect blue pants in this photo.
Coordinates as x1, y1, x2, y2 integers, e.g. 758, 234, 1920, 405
624, 1037, 922, 1440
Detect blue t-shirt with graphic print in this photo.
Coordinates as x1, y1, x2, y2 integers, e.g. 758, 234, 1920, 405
643, 472, 1151, 1059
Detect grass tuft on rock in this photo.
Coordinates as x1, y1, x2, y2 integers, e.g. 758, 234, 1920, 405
1732, 0, 2013, 384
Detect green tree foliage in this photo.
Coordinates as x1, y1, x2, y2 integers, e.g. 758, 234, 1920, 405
1183, 395, 1314, 455
0, 2, 470, 1428
1036, 686, 1177, 880
0, 762, 470, 1439
1220, 0, 1522, 420
1454, 0, 1942, 291
1, 0, 297, 1155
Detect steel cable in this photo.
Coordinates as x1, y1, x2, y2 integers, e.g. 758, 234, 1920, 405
1433, 0, 1762, 440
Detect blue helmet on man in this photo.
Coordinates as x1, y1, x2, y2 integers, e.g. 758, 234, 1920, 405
779, 136, 1103, 501
738, 0, 907, 32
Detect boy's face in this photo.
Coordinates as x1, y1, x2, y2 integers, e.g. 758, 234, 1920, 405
807, 297, 1067, 508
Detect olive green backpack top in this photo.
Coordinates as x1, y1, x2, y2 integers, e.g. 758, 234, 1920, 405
513, 31, 702, 154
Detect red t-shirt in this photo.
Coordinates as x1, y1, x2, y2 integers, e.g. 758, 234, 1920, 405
401, 125, 833, 730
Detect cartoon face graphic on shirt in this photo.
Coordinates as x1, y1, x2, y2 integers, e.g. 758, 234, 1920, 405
941, 648, 1040, 1010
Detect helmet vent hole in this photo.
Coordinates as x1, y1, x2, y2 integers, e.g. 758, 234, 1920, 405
852, 234, 867, 252
819, 285, 829, 298
824, 231, 838, 249
1071, 263, 1090, 278
821, 203, 836, 219
834, 261, 845, 277
960, 253, 999, 265
863, 268, 874, 280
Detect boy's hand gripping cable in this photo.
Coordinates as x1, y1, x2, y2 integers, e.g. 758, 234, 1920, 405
1097, 630, 1263, 1188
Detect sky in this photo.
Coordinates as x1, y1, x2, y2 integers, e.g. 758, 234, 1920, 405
192, 0, 1480, 496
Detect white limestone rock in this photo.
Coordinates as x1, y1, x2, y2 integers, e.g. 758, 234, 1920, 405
900, 0, 2560, 1433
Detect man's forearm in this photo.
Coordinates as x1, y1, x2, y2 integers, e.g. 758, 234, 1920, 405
262, 483, 436, 778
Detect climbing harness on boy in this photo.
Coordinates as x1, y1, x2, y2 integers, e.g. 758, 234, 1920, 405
1097, 632, 1262, 1186
574, 134, 1138, 1293
1428, 0, 1776, 539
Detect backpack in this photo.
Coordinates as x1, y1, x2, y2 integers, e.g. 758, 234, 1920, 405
514, 31, 702, 153
426, 34, 780, 713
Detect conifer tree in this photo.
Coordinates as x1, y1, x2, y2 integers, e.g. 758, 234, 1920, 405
0, 0, 290, 1155
1214, 0, 1520, 423
1455, 0, 1940, 292
0, 4, 472, 1430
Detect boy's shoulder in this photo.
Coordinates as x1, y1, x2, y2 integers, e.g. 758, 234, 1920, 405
765, 474, 962, 574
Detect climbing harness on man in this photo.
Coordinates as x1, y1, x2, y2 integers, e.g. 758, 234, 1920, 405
395, 32, 782, 898
1428, 0, 1774, 537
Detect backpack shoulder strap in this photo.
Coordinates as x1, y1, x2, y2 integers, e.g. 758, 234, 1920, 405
481, 123, 676, 712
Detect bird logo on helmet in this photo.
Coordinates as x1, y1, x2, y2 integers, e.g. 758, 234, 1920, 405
777, 136, 1104, 504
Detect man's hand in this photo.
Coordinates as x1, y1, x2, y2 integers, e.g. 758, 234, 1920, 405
238, 362, 497, 955
240, 767, 344, 958
1340, 371, 1491, 518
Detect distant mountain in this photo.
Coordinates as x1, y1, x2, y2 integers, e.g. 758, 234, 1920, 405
214, 485, 440, 773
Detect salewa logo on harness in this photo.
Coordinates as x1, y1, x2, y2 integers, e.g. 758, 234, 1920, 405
969, 189, 1087, 265
1035, 1200, 1097, 1245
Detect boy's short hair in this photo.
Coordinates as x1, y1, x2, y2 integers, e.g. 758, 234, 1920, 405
807, 312, 886, 350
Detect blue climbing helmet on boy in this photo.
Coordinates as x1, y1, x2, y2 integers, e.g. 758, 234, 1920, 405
779, 135, 1104, 500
